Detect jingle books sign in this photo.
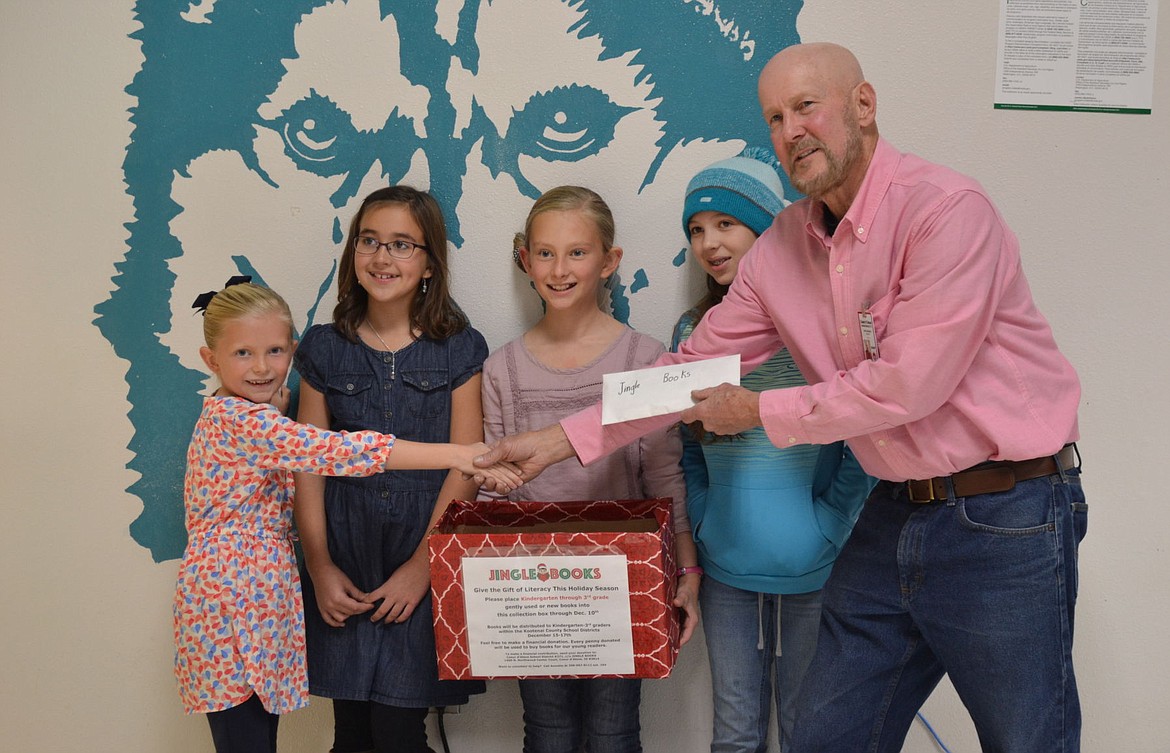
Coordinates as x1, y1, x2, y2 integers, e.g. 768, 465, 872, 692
462, 555, 634, 675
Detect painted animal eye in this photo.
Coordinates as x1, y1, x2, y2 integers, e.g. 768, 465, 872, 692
479, 85, 637, 199
264, 91, 421, 208
509, 85, 635, 163
268, 91, 358, 177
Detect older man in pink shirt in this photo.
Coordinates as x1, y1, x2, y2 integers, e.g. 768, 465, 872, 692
477, 42, 1086, 752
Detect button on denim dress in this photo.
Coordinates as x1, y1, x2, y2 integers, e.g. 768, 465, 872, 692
294, 323, 487, 707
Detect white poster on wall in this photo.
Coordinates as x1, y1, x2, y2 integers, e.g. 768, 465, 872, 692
995, 0, 1159, 113
462, 554, 634, 676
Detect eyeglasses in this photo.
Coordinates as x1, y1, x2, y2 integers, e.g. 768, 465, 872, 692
353, 236, 428, 259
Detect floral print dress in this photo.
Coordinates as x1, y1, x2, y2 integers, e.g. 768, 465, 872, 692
174, 396, 394, 714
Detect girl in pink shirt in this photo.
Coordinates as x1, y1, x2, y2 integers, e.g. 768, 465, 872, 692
480, 186, 699, 753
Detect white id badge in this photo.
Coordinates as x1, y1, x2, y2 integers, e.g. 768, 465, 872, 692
858, 310, 880, 361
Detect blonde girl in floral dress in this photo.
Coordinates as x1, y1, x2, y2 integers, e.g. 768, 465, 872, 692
173, 282, 516, 753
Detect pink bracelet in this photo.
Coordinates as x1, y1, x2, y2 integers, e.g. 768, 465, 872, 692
676, 566, 704, 578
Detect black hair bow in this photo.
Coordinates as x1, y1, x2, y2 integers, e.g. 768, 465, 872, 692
192, 275, 253, 315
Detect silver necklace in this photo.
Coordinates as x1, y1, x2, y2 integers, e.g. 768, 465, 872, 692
365, 319, 412, 381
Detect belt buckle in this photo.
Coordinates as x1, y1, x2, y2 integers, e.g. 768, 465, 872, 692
905, 478, 940, 503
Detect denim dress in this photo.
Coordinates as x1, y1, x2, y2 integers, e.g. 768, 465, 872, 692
294, 323, 487, 708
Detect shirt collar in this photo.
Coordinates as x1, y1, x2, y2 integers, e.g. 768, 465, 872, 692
801, 137, 902, 246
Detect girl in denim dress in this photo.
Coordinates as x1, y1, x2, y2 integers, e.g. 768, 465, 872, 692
294, 186, 488, 753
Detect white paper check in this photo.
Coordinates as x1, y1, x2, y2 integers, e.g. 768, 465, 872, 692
601, 355, 741, 425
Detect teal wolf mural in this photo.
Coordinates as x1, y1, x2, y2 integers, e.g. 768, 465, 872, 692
95, 0, 801, 561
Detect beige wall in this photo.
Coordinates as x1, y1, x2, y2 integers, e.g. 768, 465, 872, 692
3, 1, 1168, 750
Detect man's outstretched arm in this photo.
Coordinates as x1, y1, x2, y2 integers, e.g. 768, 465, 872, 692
473, 382, 765, 492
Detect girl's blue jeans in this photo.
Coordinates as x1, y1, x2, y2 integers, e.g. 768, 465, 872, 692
791, 467, 1087, 753
699, 578, 822, 752
518, 677, 642, 753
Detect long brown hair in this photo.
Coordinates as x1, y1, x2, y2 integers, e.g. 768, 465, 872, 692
682, 230, 752, 443
334, 186, 468, 341
686, 277, 731, 324
681, 276, 733, 444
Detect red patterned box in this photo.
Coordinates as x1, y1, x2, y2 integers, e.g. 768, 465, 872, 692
428, 498, 679, 680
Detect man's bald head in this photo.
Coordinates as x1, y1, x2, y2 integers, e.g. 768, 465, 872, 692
762, 43, 865, 96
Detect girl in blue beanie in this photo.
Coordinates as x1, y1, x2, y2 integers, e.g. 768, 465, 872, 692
673, 148, 875, 753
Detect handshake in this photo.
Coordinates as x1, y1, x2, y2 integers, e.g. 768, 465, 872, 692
467, 424, 577, 493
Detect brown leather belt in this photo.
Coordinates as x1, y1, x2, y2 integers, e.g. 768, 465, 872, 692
906, 445, 1077, 503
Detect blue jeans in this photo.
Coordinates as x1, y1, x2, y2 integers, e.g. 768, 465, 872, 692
700, 578, 822, 753
518, 677, 642, 753
792, 466, 1087, 753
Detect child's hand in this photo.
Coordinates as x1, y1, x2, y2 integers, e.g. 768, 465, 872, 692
365, 555, 430, 624
268, 384, 290, 415
457, 443, 524, 492
309, 560, 373, 627
673, 573, 702, 647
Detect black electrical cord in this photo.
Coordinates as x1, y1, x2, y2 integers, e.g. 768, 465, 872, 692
436, 706, 450, 753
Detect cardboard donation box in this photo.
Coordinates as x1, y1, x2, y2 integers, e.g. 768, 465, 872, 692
428, 498, 679, 680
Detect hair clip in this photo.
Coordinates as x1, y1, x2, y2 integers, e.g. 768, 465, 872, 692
512, 232, 527, 271
192, 275, 253, 315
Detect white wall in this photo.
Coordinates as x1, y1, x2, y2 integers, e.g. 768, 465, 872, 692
2, 1, 1168, 751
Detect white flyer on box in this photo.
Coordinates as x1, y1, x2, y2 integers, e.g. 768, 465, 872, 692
462, 554, 634, 676
601, 355, 740, 425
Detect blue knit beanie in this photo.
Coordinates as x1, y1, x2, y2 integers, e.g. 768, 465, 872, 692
682, 147, 787, 238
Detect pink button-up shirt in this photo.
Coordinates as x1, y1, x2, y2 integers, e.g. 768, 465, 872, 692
563, 139, 1080, 482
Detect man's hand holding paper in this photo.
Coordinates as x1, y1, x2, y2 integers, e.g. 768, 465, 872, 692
680, 383, 763, 436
